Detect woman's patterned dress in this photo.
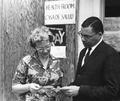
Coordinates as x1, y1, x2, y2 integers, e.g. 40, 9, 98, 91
12, 53, 63, 101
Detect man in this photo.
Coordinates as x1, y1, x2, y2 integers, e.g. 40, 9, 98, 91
60, 16, 120, 101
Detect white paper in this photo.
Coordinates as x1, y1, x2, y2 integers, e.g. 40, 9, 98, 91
50, 46, 66, 58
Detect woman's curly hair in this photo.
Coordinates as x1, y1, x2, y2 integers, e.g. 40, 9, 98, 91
28, 26, 53, 48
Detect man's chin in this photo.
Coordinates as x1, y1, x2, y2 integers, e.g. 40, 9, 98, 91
83, 43, 91, 48
83, 44, 89, 48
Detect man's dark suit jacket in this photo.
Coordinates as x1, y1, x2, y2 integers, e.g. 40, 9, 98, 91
72, 41, 120, 101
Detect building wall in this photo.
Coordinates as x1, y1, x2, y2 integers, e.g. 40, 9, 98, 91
0, 0, 4, 100
0, 0, 77, 101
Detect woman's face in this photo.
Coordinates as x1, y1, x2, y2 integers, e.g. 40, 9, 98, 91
35, 40, 51, 58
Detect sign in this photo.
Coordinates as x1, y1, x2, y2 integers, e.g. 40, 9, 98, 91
47, 25, 66, 46
45, 0, 76, 25
47, 25, 66, 58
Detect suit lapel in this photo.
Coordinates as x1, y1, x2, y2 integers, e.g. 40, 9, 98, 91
79, 41, 105, 72
78, 48, 87, 71
89, 41, 105, 60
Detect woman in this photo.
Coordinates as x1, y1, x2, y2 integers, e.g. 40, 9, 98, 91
12, 26, 63, 101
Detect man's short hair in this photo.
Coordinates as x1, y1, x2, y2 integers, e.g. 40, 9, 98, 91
81, 16, 104, 34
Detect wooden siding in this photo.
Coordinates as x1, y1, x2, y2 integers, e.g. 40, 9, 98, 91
0, 0, 4, 100
0, 0, 78, 101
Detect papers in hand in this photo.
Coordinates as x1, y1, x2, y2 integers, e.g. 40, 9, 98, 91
59, 86, 70, 91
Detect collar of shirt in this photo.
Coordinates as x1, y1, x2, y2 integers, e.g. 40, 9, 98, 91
89, 36, 103, 55
81, 37, 103, 66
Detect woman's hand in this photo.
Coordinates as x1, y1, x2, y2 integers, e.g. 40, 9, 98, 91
12, 83, 41, 94
28, 83, 41, 93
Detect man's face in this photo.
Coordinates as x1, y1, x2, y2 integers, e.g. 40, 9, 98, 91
78, 26, 101, 48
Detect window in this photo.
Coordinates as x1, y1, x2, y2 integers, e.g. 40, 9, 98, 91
105, 0, 120, 17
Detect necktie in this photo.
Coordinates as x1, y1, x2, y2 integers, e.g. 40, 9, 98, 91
84, 48, 91, 64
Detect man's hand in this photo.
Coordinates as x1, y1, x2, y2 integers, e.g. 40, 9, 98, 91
60, 86, 80, 96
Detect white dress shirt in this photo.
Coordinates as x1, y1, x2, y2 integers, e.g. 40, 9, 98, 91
81, 37, 103, 66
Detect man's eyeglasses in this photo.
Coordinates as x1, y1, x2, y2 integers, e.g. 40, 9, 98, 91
78, 31, 97, 39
